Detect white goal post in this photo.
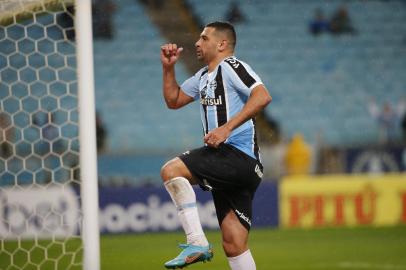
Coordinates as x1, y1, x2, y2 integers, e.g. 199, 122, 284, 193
76, 1, 100, 270
0, 0, 100, 269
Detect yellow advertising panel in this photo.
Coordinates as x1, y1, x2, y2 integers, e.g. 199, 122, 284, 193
280, 174, 406, 228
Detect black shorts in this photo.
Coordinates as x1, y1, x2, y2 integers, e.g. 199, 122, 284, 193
178, 143, 263, 231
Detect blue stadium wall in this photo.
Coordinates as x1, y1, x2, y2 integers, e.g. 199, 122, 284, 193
98, 182, 279, 234
2, 176, 406, 239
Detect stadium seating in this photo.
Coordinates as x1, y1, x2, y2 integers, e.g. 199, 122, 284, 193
2, 0, 405, 186
3, 1, 405, 152
186, 0, 406, 145
93, 0, 202, 154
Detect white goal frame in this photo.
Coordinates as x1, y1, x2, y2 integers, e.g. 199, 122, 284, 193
75, 1, 100, 270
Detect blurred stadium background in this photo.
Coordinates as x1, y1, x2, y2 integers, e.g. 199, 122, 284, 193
0, 0, 406, 269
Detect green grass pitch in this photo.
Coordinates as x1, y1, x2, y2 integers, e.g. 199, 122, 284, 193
101, 226, 406, 270
1, 226, 405, 269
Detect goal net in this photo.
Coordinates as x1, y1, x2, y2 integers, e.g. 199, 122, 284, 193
0, 1, 98, 269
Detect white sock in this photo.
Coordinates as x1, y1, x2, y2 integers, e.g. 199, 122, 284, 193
164, 177, 209, 246
228, 249, 256, 270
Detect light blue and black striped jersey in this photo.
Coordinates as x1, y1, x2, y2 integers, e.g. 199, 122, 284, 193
180, 56, 264, 160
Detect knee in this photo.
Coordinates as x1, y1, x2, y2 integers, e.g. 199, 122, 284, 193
160, 159, 179, 182
222, 238, 247, 257
160, 162, 172, 182
161, 158, 194, 183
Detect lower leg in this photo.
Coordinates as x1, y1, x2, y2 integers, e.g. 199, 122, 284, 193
164, 177, 208, 246
161, 158, 208, 246
228, 249, 256, 270
221, 211, 256, 270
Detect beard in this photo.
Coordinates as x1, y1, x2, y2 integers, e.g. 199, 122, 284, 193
196, 50, 203, 60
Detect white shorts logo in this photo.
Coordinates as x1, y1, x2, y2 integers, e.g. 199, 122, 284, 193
255, 164, 263, 178
235, 209, 251, 226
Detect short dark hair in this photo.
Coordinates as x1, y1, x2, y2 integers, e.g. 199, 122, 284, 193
205, 21, 236, 49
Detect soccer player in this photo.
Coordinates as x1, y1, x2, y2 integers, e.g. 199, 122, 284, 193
160, 21, 272, 270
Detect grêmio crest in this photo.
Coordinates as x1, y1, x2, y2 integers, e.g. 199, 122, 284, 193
200, 80, 222, 106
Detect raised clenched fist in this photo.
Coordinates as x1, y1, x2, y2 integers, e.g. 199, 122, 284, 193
160, 43, 183, 68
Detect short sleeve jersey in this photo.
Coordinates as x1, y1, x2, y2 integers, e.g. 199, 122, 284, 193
180, 56, 264, 160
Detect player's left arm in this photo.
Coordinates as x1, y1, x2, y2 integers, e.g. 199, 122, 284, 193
204, 84, 272, 147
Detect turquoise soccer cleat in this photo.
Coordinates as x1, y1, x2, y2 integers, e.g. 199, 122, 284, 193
164, 243, 213, 269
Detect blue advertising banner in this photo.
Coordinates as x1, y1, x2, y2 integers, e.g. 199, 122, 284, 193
345, 147, 406, 174
252, 182, 279, 227
99, 182, 279, 234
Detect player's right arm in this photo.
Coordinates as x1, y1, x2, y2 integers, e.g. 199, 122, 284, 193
161, 43, 194, 109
